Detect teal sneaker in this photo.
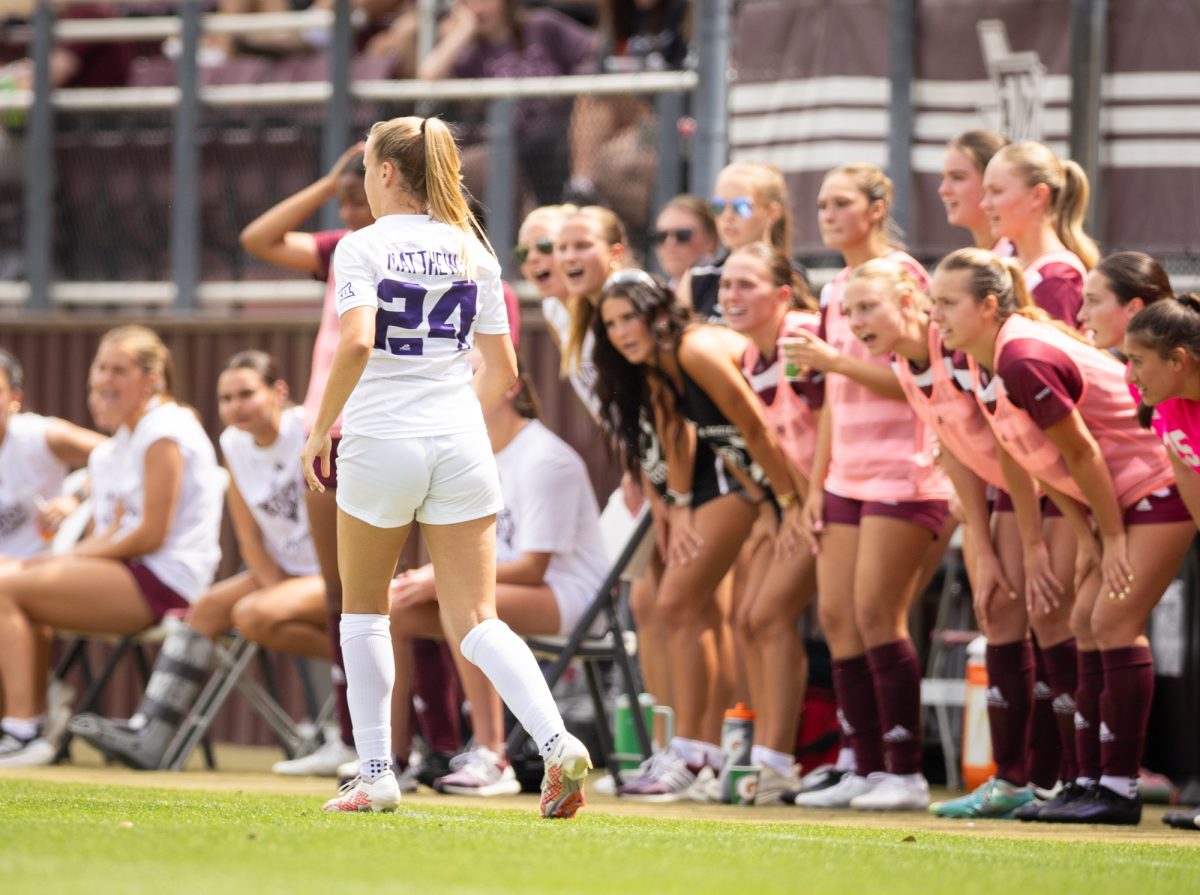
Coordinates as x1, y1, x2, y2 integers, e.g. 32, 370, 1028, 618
930, 778, 1034, 819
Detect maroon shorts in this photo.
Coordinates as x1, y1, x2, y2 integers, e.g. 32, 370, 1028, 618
1123, 484, 1192, 525
823, 490, 949, 536
991, 490, 1062, 518
124, 560, 189, 622
313, 436, 340, 489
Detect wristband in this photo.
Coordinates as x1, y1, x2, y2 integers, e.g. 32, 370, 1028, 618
775, 491, 798, 511
665, 489, 693, 508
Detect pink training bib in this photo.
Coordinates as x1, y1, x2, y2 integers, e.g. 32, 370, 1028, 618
742, 309, 820, 479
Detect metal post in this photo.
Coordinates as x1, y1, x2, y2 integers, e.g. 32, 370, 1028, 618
887, 0, 915, 238
1069, 0, 1106, 236
652, 91, 685, 274
689, 0, 730, 196
170, 1, 202, 311
23, 1, 54, 312
321, 0, 353, 231
485, 98, 516, 279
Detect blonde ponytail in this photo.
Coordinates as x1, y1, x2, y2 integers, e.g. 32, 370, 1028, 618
1057, 160, 1100, 270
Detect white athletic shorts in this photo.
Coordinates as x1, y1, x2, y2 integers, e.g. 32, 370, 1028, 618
335, 430, 503, 528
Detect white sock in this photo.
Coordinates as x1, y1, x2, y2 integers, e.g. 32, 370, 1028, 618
340, 613, 394, 781
835, 747, 856, 773
1, 716, 40, 740
459, 618, 565, 758
1099, 774, 1137, 800
1076, 776, 1098, 788
751, 745, 794, 775
669, 736, 707, 769
703, 742, 723, 770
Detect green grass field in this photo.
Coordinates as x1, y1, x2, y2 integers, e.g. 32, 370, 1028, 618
1, 778, 1198, 895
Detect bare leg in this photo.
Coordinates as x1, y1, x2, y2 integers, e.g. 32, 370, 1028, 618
230, 576, 329, 659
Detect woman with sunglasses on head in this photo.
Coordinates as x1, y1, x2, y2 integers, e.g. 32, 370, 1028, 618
937, 249, 1192, 825
982, 141, 1100, 326
678, 161, 798, 323
782, 162, 952, 812
653, 195, 719, 289
594, 270, 805, 801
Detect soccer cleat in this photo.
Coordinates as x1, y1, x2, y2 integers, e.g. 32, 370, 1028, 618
618, 749, 698, 803
1011, 783, 1062, 821
1161, 806, 1200, 830
1025, 781, 1094, 822
1040, 783, 1142, 825
756, 764, 803, 806
930, 778, 1035, 819
0, 731, 55, 767
794, 772, 874, 808
321, 771, 402, 813
849, 772, 930, 811
272, 738, 358, 777
435, 747, 523, 797
540, 734, 592, 818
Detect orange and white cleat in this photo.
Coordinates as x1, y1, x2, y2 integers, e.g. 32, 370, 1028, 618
321, 771, 402, 813
540, 734, 592, 819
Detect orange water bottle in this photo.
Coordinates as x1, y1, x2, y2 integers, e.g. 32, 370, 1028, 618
961, 635, 996, 790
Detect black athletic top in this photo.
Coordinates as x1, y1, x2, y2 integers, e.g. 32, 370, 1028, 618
671, 364, 766, 488
687, 252, 728, 323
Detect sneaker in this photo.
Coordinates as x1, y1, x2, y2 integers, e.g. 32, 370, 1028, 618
0, 730, 55, 767
794, 772, 874, 808
850, 772, 931, 811
414, 751, 454, 788
592, 773, 618, 796
756, 764, 803, 806
395, 764, 420, 794
540, 733, 592, 818
1029, 781, 1095, 823
1012, 782, 1062, 821
321, 771, 402, 813
1041, 783, 1142, 825
272, 738, 358, 777
619, 749, 698, 803
799, 763, 847, 793
687, 766, 723, 803
1162, 806, 1200, 830
930, 778, 1035, 819
435, 747, 522, 797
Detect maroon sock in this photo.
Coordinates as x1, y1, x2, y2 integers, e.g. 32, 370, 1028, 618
328, 612, 354, 747
1099, 645, 1155, 779
1026, 640, 1060, 790
411, 638, 462, 755
1075, 649, 1104, 782
984, 639, 1034, 786
832, 654, 885, 776
865, 639, 923, 776
1038, 638, 1079, 783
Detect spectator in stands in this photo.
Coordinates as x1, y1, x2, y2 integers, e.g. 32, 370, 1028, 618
0, 349, 106, 575
938, 129, 1010, 251
0, 326, 223, 767
0, 3, 132, 90
418, 0, 599, 206
388, 371, 607, 797
652, 194, 717, 289
69, 350, 333, 770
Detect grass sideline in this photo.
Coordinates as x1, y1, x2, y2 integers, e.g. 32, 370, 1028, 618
1, 779, 1198, 895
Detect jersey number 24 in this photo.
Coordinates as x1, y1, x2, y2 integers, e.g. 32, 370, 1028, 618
374, 279, 478, 356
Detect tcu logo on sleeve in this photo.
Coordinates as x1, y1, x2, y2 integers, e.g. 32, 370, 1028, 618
374, 280, 479, 356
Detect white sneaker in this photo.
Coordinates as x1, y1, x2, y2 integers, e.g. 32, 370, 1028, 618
273, 738, 358, 777
321, 771, 402, 813
687, 766, 723, 803
756, 764, 803, 806
0, 731, 55, 767
540, 733, 592, 818
849, 772, 930, 811
435, 747, 522, 797
395, 764, 419, 794
592, 773, 618, 796
794, 772, 875, 808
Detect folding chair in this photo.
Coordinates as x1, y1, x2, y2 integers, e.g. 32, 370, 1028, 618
504, 498, 656, 786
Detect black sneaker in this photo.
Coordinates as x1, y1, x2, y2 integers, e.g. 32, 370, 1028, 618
1028, 781, 1093, 822
1162, 806, 1200, 830
415, 750, 454, 788
1049, 784, 1142, 825
783, 764, 846, 803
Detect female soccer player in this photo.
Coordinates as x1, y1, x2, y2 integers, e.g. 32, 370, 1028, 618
783, 163, 951, 811
0, 326, 223, 767
70, 351, 329, 769
938, 130, 1010, 250
594, 270, 804, 801
982, 141, 1099, 325
300, 115, 591, 816
938, 249, 1193, 824
653, 194, 719, 288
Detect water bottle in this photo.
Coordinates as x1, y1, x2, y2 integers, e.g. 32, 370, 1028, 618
718, 702, 756, 803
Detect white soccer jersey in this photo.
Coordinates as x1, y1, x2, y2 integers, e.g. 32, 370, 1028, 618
0, 413, 69, 559
86, 435, 123, 533
333, 214, 510, 439
219, 406, 319, 577
494, 420, 607, 627
111, 400, 223, 602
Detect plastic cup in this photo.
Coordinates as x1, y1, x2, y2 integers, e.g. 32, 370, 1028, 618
725, 765, 760, 806
777, 335, 810, 382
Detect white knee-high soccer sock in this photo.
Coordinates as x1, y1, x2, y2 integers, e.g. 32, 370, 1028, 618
340, 613, 394, 781
459, 618, 565, 757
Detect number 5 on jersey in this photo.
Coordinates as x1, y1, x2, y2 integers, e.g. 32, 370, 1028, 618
374, 279, 479, 356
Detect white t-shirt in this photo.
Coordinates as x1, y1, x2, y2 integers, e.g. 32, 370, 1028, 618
494, 420, 608, 634
111, 401, 223, 602
541, 297, 601, 422
86, 436, 123, 533
219, 406, 319, 577
0, 413, 69, 558
334, 214, 510, 439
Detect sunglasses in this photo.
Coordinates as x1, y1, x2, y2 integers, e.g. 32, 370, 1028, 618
709, 197, 754, 219
603, 268, 660, 291
512, 238, 555, 264
652, 227, 694, 245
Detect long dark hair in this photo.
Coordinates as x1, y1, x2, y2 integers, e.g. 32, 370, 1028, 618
1094, 251, 1173, 307
591, 271, 691, 477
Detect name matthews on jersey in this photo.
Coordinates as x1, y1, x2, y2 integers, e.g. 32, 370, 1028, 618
386, 249, 461, 277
